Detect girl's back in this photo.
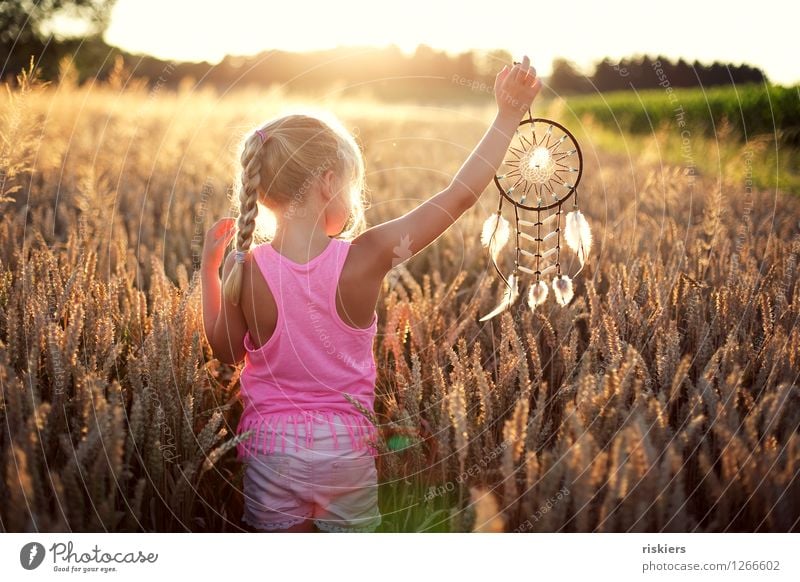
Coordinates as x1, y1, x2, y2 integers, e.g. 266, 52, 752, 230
235, 236, 379, 460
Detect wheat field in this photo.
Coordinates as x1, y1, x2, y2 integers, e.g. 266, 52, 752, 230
1, 62, 799, 533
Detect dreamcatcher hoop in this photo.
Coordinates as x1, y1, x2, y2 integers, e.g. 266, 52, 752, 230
479, 105, 592, 322
493, 117, 583, 211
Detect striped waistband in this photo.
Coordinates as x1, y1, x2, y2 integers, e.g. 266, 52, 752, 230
236, 410, 379, 460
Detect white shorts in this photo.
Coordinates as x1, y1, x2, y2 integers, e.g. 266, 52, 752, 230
241, 411, 381, 532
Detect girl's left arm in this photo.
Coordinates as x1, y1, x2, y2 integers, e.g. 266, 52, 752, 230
201, 219, 248, 364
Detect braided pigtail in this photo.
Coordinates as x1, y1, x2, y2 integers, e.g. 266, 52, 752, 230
220, 111, 368, 305
222, 132, 264, 306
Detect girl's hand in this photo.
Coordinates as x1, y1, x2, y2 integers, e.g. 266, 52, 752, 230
494, 55, 542, 120
202, 217, 236, 270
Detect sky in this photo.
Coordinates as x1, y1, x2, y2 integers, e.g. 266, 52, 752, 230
102, 0, 798, 85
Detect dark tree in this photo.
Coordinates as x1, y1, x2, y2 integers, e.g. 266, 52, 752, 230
589, 54, 768, 92
593, 57, 631, 92
548, 58, 592, 95
1, 0, 117, 81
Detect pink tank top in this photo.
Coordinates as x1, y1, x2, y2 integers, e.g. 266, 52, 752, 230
235, 237, 379, 461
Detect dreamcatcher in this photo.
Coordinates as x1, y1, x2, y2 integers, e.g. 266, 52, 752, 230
479, 104, 591, 322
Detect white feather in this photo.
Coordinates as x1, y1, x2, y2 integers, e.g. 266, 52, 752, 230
479, 273, 519, 322
564, 210, 592, 272
527, 280, 548, 310
480, 213, 510, 261
552, 274, 574, 306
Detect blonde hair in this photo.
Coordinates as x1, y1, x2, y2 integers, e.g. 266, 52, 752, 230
222, 111, 367, 305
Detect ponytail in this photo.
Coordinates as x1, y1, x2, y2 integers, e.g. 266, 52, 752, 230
222, 132, 263, 305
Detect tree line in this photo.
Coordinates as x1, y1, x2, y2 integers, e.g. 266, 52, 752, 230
1, 0, 771, 97
550, 56, 767, 94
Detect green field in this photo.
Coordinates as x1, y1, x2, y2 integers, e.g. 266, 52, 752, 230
553, 84, 800, 193
566, 84, 799, 140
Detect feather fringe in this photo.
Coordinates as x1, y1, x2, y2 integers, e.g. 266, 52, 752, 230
479, 273, 519, 322
552, 274, 574, 306
564, 210, 592, 273
527, 280, 548, 310
481, 213, 510, 261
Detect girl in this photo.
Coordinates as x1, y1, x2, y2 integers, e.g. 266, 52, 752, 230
201, 56, 541, 533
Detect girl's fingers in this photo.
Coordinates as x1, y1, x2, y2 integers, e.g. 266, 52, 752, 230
519, 55, 530, 79
212, 217, 235, 233
494, 64, 510, 90
208, 219, 236, 244
503, 58, 540, 106
217, 225, 235, 239
522, 60, 535, 82
510, 58, 536, 87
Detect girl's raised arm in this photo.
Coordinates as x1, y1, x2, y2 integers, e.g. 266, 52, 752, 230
353, 56, 541, 277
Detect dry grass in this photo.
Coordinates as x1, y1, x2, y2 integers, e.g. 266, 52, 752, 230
1, 61, 799, 532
